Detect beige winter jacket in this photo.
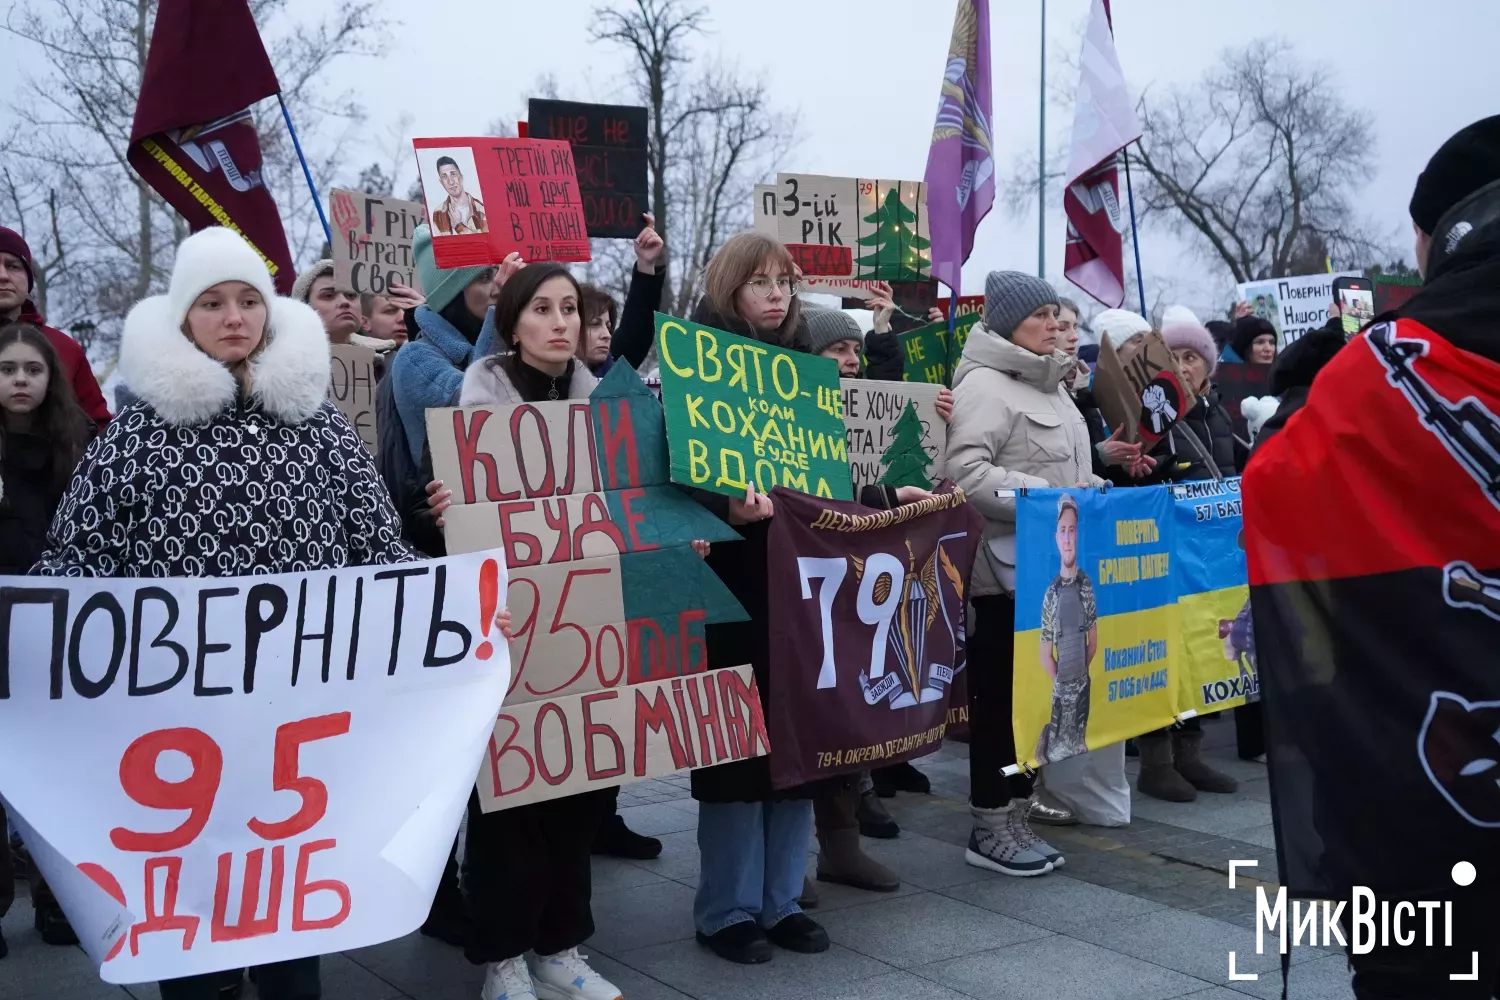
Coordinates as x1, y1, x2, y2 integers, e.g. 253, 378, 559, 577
944, 322, 1103, 597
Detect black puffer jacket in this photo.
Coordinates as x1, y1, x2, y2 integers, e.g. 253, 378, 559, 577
686, 298, 819, 804
35, 291, 415, 578
1, 431, 74, 574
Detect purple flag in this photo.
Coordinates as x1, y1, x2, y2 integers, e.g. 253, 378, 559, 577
923, 0, 995, 297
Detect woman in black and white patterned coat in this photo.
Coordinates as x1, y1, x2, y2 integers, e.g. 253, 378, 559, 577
33, 226, 416, 1000
35, 226, 414, 582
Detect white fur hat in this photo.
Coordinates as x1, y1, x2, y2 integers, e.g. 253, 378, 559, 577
1092, 308, 1153, 345
167, 227, 278, 331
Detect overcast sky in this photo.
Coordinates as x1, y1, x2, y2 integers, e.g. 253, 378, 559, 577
6, 0, 1496, 318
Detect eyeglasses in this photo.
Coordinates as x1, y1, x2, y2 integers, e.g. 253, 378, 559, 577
742, 276, 801, 299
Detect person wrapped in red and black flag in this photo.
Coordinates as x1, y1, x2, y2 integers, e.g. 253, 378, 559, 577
127, 0, 296, 295
1244, 116, 1500, 998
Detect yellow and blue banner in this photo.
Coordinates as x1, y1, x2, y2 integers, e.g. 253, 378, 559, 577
1012, 481, 1253, 769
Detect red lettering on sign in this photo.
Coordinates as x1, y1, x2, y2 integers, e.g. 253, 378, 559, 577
511, 405, 557, 497
786, 243, 853, 276
595, 400, 641, 489
634, 684, 689, 776
581, 691, 626, 779
595, 623, 625, 688
534, 701, 575, 786
720, 669, 771, 756
248, 713, 351, 842
292, 839, 350, 932
111, 728, 223, 853
679, 609, 707, 674
498, 501, 543, 568
670, 679, 698, 768
453, 410, 517, 504
504, 577, 541, 694
130, 856, 199, 955
542, 498, 575, 563
686, 673, 728, 765
78, 863, 127, 961
718, 671, 747, 758
616, 488, 656, 552
488, 714, 535, 797
212, 846, 285, 941
559, 403, 601, 496
626, 617, 668, 683
574, 493, 626, 556
525, 567, 611, 697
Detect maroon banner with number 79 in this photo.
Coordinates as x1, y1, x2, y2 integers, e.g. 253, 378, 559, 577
765, 486, 983, 788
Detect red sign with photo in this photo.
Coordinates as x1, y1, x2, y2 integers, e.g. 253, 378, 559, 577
413, 136, 591, 269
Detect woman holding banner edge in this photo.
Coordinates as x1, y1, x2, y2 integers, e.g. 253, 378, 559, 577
29, 227, 510, 1000
943, 271, 1106, 877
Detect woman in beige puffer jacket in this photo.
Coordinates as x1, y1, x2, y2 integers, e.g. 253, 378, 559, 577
943, 270, 1103, 880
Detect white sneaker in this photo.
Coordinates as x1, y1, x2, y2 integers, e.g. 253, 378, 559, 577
482, 955, 537, 1000
528, 947, 623, 1000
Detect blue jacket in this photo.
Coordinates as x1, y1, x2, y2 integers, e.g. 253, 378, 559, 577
390, 304, 500, 462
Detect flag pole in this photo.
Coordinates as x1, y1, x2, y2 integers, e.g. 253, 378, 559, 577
1037, 0, 1047, 278
278, 95, 332, 247
1122, 145, 1147, 316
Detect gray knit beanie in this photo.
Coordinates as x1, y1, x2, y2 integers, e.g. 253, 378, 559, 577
984, 270, 1060, 339
803, 304, 864, 356
291, 259, 334, 303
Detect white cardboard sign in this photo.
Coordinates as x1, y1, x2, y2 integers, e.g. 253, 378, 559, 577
0, 552, 510, 984
840, 379, 947, 493
1235, 271, 1361, 347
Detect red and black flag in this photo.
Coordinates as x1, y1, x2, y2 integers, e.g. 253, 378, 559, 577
1244, 314, 1500, 945
128, 0, 295, 293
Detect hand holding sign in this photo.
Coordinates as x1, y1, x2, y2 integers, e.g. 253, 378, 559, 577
635, 217, 663, 273
727, 484, 774, 525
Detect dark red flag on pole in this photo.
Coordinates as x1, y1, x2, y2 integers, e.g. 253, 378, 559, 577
128, 0, 296, 293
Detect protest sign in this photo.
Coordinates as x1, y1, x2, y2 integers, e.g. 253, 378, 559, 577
765, 488, 982, 788
328, 343, 378, 453
895, 312, 982, 385
1012, 487, 1177, 768
754, 184, 881, 300
328, 189, 424, 296
1091, 331, 1196, 447
413, 137, 590, 269
1010, 484, 1254, 769
655, 312, 853, 501
0, 552, 509, 984
841, 379, 946, 492
426, 365, 759, 809
1235, 271, 1360, 347
1171, 478, 1256, 715
1210, 362, 1272, 440
1372, 273, 1423, 314
772, 174, 932, 284
935, 295, 984, 319
527, 100, 649, 239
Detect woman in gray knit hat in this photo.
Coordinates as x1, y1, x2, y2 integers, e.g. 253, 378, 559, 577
943, 270, 1106, 877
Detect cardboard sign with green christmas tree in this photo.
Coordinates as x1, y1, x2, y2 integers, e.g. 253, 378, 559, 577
771, 173, 931, 283
840, 378, 947, 492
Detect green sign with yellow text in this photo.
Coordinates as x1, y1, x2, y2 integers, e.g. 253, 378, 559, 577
654, 312, 854, 501
896, 312, 981, 385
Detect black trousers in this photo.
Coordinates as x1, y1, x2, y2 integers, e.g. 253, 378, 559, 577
1234, 701, 1265, 758
1344, 887, 1499, 999
158, 960, 320, 1000
462, 789, 609, 964
966, 594, 1033, 808
0, 800, 13, 920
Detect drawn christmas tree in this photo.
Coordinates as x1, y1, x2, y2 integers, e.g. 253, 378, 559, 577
856, 185, 931, 282
879, 401, 934, 488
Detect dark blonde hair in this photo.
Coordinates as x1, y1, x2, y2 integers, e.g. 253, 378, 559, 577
702, 233, 802, 343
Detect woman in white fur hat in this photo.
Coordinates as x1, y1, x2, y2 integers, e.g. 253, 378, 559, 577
31, 227, 438, 999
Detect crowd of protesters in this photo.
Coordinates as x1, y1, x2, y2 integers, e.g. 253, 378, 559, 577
2, 111, 1498, 999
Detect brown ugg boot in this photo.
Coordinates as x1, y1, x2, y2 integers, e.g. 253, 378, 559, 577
1173, 728, 1239, 793
1136, 729, 1196, 802
815, 780, 900, 892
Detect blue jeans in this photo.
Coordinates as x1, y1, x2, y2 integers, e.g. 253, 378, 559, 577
694, 800, 813, 935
